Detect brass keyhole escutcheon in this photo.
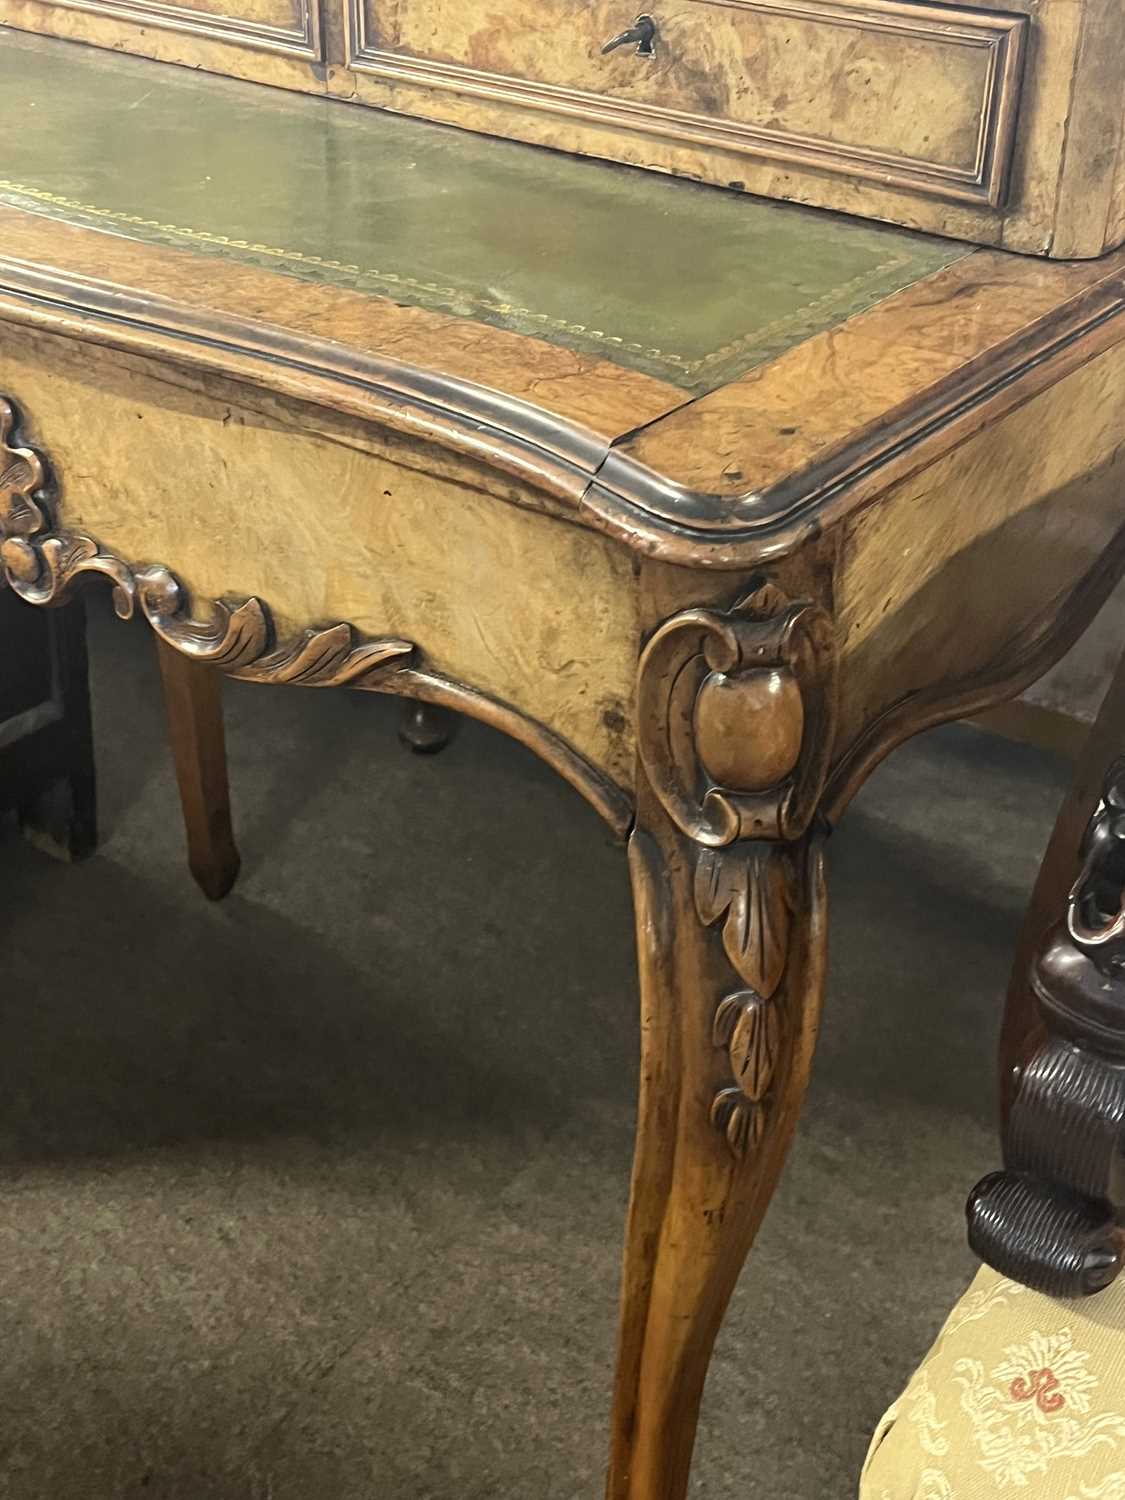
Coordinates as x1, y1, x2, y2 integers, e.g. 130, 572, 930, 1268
601, 13, 657, 58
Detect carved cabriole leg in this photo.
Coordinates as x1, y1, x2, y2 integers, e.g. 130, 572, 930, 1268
608, 582, 837, 1500
154, 637, 240, 902
611, 816, 827, 1500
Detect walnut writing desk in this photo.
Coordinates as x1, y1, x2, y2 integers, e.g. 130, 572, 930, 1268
3, 26, 1125, 1500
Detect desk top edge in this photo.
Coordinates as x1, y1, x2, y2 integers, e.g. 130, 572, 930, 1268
2, 237, 1125, 570
3, 216, 1124, 570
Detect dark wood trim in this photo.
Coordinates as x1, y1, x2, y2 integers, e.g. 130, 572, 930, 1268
997, 648, 1125, 1121
591, 271, 1125, 566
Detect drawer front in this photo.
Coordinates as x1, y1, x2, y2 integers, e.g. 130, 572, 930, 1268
6, 0, 324, 66
348, 0, 1027, 206
52, 0, 319, 54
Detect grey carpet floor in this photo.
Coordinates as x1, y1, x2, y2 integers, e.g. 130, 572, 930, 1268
0, 594, 1073, 1499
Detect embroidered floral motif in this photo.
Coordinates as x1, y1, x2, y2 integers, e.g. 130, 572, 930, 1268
943, 1274, 1029, 1339
1069, 1474, 1125, 1500
906, 1371, 950, 1456
993, 1333, 1098, 1417
1011, 1367, 1066, 1413
918, 1472, 954, 1500
952, 1329, 1125, 1486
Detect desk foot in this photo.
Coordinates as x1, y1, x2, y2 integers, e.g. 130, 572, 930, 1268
607, 825, 827, 1500
398, 701, 460, 755
155, 637, 240, 901
19, 773, 97, 862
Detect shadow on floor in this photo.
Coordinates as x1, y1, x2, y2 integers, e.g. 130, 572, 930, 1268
0, 593, 1072, 1499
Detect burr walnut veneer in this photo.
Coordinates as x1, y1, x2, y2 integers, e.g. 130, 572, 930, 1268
3, 28, 1125, 1500
6, 0, 1125, 256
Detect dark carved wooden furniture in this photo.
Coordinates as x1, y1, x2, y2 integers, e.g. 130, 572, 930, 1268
0, 554, 94, 859
969, 651, 1125, 1301
4, 15, 1125, 1498
861, 658, 1125, 1499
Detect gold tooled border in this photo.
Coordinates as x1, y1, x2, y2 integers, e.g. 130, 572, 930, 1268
0, 178, 921, 388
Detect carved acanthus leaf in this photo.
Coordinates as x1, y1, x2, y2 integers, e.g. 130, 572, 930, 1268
710, 1089, 764, 1160
0, 389, 633, 836
714, 991, 780, 1104
695, 845, 792, 999
0, 539, 415, 689
0, 398, 47, 542
2, 532, 135, 616
237, 622, 414, 687
134, 564, 413, 685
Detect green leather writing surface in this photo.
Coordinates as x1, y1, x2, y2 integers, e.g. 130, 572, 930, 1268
0, 29, 966, 392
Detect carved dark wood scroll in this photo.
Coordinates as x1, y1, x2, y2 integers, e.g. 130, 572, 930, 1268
638, 581, 837, 1156
968, 758, 1125, 1296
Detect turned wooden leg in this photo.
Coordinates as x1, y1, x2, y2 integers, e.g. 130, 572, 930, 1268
968, 751, 1125, 1297
155, 636, 240, 901
999, 642, 1125, 1119
398, 700, 460, 755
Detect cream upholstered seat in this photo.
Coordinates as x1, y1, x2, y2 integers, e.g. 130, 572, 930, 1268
861, 1265, 1125, 1499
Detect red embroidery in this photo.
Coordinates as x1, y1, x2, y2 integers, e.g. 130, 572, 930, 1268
1010, 1368, 1066, 1413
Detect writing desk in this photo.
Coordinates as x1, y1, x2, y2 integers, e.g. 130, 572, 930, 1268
2, 28, 1125, 1499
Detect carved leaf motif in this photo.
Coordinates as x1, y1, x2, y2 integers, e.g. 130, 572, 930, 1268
133, 566, 270, 668
0, 399, 47, 540
695, 846, 792, 998
710, 1089, 763, 1160
1, 532, 135, 614
714, 991, 780, 1103
241, 621, 414, 687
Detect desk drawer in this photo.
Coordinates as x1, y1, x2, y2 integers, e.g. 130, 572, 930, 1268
0, 0, 324, 90
5, 0, 1125, 255
348, 0, 1025, 209
336, 0, 1125, 258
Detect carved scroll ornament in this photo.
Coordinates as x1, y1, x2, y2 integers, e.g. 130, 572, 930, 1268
639, 582, 837, 1158
1, 529, 415, 688
0, 398, 414, 684
0, 398, 633, 833
637, 580, 835, 848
